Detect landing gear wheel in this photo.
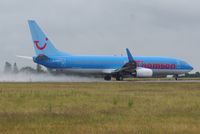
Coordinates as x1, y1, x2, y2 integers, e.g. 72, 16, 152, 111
116, 75, 123, 81
104, 75, 111, 81
175, 74, 178, 80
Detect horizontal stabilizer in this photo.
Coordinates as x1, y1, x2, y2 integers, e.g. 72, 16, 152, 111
16, 55, 33, 60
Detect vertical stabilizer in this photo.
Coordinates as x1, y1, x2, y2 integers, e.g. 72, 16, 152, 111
28, 20, 69, 56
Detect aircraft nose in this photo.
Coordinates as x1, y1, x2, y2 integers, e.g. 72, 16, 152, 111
189, 64, 194, 70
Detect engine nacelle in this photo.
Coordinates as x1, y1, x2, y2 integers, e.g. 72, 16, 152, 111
136, 68, 153, 77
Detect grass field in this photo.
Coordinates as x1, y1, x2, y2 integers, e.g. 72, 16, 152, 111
0, 82, 200, 134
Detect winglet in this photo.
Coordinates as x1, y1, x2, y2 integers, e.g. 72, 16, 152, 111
126, 48, 134, 62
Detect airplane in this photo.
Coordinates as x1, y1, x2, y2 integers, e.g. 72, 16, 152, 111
26, 20, 193, 81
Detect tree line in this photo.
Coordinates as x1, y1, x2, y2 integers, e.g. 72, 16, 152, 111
3, 62, 45, 74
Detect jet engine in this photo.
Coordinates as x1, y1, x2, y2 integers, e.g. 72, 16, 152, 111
136, 67, 153, 77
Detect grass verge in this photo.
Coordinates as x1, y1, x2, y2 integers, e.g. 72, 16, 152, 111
0, 82, 200, 134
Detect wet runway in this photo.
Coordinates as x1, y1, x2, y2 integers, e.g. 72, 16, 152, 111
0, 72, 199, 83
129, 80, 200, 83
109, 78, 200, 83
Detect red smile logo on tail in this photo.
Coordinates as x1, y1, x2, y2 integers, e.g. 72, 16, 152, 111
34, 37, 48, 50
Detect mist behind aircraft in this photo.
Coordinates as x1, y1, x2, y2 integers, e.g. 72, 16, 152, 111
0, 72, 102, 82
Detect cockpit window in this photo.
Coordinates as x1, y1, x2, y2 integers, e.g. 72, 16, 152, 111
180, 60, 187, 65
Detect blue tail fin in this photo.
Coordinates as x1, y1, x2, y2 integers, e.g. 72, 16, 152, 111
28, 20, 70, 56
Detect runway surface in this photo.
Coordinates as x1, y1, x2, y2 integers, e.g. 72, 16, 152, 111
128, 80, 200, 83
0, 72, 199, 83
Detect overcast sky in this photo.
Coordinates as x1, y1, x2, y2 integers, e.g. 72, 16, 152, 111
0, 0, 199, 71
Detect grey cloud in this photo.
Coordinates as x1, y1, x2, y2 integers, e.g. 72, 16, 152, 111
0, 0, 199, 71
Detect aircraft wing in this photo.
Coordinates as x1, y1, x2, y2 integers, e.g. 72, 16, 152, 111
112, 48, 137, 74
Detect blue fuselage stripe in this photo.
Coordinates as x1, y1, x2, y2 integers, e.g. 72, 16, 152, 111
35, 55, 193, 72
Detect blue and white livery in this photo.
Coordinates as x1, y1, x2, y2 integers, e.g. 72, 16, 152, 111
28, 20, 193, 80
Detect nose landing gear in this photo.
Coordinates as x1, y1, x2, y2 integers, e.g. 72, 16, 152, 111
175, 74, 178, 80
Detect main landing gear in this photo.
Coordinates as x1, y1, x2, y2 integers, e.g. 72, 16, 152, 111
104, 75, 112, 81
104, 74, 124, 81
116, 74, 123, 81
